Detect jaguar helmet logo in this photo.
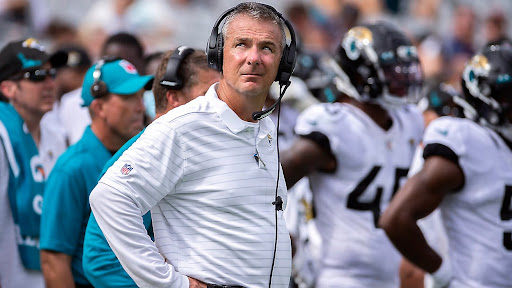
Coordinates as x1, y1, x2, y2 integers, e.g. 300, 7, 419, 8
463, 54, 490, 97
342, 26, 373, 61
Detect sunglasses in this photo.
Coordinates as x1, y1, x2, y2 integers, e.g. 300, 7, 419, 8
10, 68, 57, 82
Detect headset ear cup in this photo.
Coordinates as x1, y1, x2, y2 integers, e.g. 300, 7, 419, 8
160, 46, 194, 89
207, 32, 219, 71
217, 32, 224, 72
91, 80, 107, 98
90, 57, 115, 98
276, 44, 296, 85
275, 48, 287, 83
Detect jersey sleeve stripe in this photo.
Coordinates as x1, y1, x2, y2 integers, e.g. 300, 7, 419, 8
423, 143, 459, 166
0, 121, 20, 177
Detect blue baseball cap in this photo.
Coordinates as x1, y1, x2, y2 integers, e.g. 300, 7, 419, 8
81, 59, 154, 107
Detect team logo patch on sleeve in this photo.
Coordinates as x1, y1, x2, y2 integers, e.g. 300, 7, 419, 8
435, 128, 449, 136
120, 163, 133, 175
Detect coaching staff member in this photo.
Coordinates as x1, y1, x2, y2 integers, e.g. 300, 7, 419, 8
89, 2, 297, 288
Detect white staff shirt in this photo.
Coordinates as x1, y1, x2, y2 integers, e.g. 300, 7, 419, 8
90, 83, 291, 288
59, 88, 91, 145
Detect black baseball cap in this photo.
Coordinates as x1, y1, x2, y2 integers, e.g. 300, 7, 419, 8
52, 45, 92, 69
0, 38, 68, 82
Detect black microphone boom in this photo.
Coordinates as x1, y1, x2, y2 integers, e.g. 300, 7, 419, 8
252, 81, 291, 121
252, 98, 281, 121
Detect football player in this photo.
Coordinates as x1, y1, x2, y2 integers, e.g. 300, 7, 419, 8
400, 82, 465, 288
380, 43, 512, 287
281, 21, 424, 288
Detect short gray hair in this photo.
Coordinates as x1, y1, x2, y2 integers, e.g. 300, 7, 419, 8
221, 2, 287, 51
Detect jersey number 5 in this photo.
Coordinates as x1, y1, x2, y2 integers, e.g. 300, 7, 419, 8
500, 185, 512, 251
346, 166, 409, 228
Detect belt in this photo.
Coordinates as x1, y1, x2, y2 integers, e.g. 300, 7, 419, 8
206, 284, 244, 288
75, 283, 94, 288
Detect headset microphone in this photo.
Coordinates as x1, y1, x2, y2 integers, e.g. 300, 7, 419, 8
252, 81, 291, 121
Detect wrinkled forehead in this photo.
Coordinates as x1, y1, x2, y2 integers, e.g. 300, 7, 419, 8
223, 11, 286, 49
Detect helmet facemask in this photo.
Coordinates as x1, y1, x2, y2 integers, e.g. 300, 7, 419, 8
378, 51, 423, 109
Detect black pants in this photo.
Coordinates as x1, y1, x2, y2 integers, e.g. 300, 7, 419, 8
206, 284, 244, 288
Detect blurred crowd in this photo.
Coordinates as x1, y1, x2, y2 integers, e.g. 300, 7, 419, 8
2, 1, 512, 288
1, 0, 511, 98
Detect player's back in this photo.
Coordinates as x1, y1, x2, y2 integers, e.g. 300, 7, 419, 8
295, 102, 423, 288
423, 116, 512, 288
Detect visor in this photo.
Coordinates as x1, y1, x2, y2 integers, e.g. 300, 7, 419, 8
382, 61, 423, 97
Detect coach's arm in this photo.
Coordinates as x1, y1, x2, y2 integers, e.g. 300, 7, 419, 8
90, 182, 205, 288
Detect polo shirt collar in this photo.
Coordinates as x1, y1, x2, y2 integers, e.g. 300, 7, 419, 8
82, 126, 113, 156
205, 83, 275, 136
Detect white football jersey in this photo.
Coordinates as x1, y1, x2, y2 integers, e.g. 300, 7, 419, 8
423, 117, 512, 288
295, 103, 423, 288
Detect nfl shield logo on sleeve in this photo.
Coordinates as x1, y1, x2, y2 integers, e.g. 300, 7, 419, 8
120, 163, 133, 175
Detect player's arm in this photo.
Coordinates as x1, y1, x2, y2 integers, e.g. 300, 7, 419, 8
399, 258, 424, 288
281, 133, 336, 189
379, 154, 463, 272
40, 251, 74, 288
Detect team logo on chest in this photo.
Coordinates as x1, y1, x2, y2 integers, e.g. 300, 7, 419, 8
33, 194, 43, 215
387, 141, 393, 150
120, 163, 133, 175
267, 133, 273, 147
30, 155, 45, 182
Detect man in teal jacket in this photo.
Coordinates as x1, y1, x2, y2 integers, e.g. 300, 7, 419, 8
40, 58, 153, 288
0, 37, 67, 288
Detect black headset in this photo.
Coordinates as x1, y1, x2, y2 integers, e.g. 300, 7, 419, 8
90, 56, 119, 98
159, 46, 195, 90
206, 5, 295, 287
206, 2, 297, 86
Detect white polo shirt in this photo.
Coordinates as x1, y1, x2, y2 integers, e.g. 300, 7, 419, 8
59, 88, 91, 145
90, 83, 291, 288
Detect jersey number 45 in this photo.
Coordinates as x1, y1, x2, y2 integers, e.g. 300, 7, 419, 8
346, 166, 409, 228
501, 186, 512, 251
